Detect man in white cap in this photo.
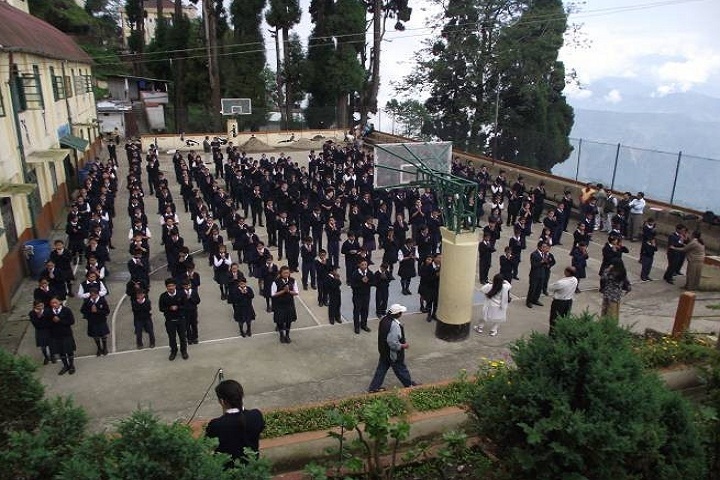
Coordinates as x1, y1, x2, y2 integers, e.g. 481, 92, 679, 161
368, 304, 419, 393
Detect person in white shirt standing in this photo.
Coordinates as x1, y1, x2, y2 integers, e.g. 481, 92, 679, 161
547, 267, 579, 337
627, 192, 646, 241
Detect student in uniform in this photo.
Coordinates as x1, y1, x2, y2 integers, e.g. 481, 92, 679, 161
257, 255, 279, 313
212, 243, 233, 300
182, 279, 202, 345
374, 262, 394, 317
159, 278, 188, 361
80, 287, 111, 356
397, 238, 417, 295
205, 380, 265, 466
34, 278, 56, 307
30, 300, 53, 364
300, 236, 317, 290
571, 242, 589, 293
314, 249, 330, 306
285, 223, 301, 273
46, 297, 77, 375
325, 265, 343, 325
350, 259, 374, 334
228, 276, 256, 337
130, 289, 156, 349
49, 240, 75, 298
640, 234, 658, 282
271, 266, 299, 344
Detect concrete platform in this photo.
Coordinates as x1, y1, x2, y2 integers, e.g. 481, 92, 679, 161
10, 146, 720, 432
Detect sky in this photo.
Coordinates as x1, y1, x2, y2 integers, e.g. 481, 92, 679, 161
259, 0, 720, 130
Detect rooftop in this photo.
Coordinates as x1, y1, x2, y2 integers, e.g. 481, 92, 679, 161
0, 1, 92, 63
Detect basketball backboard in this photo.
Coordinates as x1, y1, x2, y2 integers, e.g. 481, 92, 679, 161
374, 142, 453, 188
221, 98, 252, 115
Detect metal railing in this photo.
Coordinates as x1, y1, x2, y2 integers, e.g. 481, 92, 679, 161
551, 138, 720, 213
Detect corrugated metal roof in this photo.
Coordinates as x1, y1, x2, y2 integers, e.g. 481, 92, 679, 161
0, 2, 92, 63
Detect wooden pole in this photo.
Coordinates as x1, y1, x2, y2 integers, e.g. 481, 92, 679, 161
671, 292, 696, 338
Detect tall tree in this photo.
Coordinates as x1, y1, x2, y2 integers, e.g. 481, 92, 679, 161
282, 32, 307, 127
493, 0, 574, 169
360, 0, 412, 125
125, 0, 146, 73
305, 0, 364, 129
403, 0, 574, 171
227, 0, 269, 130
266, 0, 301, 129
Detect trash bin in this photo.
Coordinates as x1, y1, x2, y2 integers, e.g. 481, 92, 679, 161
24, 239, 51, 279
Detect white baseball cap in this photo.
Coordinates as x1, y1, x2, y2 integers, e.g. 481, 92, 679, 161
388, 304, 407, 315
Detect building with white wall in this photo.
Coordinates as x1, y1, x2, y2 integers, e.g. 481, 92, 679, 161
118, 0, 198, 48
0, 0, 100, 311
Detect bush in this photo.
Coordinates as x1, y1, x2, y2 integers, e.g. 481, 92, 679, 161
469, 313, 707, 480
632, 333, 719, 369
0, 347, 45, 446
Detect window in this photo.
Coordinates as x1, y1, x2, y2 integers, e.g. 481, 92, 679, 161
73, 74, 85, 95
1, 198, 18, 249
49, 162, 58, 191
50, 66, 67, 101
83, 74, 93, 93
12, 64, 44, 111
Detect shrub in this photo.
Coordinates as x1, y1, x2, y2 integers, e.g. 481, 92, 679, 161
633, 333, 719, 369
0, 347, 45, 446
469, 313, 707, 480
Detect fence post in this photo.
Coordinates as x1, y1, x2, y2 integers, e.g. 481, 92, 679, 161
672, 291, 695, 338
575, 138, 582, 181
610, 143, 621, 190
670, 151, 682, 205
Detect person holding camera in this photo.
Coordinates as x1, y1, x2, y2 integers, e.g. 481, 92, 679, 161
206, 380, 265, 467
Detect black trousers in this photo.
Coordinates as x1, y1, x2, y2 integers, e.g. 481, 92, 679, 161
479, 261, 491, 283
640, 255, 654, 280
353, 294, 370, 329
302, 261, 316, 287
185, 310, 199, 342
165, 318, 188, 354
527, 274, 544, 304
375, 287, 389, 315
549, 299, 572, 336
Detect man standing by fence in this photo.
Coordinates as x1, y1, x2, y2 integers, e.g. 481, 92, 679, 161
627, 192, 646, 241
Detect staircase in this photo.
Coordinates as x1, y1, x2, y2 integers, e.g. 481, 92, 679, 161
131, 101, 150, 135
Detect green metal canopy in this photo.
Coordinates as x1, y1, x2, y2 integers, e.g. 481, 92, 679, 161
59, 134, 89, 152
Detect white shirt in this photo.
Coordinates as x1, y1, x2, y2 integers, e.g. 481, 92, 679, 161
270, 278, 299, 296
548, 276, 579, 300
629, 198, 645, 214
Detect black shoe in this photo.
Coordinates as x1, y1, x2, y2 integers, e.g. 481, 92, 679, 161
533, 301, 544, 307
149, 342, 155, 348
266, 307, 273, 313
280, 334, 286, 343
58, 366, 69, 375
426, 315, 432, 322
330, 319, 335, 325
354, 327, 360, 334
368, 387, 386, 393
311, 285, 316, 290
96, 348, 102, 357
169, 352, 177, 361
102, 346, 108, 356
361, 325, 371, 332
513, 276, 520, 280
181, 351, 189, 360
68, 367, 76, 375
410, 381, 421, 387
51, 356, 57, 364
285, 335, 292, 343
543, 291, 549, 296
526, 303, 533, 308
240, 331, 246, 337
303, 284, 308, 290
43, 357, 50, 365
137, 343, 144, 350
664, 278, 674, 284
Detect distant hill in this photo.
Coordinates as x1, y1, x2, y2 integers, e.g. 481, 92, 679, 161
551, 78, 720, 212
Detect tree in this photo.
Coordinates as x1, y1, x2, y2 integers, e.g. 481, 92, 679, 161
470, 314, 706, 479
384, 99, 431, 139
266, 0, 302, 129
282, 32, 307, 127
492, 0, 574, 169
0, 348, 44, 446
227, 0, 270, 131
305, 0, 365, 128
403, 0, 574, 170
359, 0, 412, 125
125, 0, 146, 64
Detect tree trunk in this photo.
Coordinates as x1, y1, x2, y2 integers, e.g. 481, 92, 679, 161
362, 0, 383, 126
282, 27, 292, 130
203, 0, 222, 131
336, 94, 348, 130
274, 29, 286, 130
173, 0, 186, 131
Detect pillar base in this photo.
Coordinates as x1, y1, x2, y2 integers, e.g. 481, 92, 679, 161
435, 320, 471, 342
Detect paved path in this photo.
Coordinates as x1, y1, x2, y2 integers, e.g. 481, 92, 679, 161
6, 143, 720, 432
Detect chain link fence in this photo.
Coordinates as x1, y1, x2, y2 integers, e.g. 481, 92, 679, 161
552, 138, 720, 213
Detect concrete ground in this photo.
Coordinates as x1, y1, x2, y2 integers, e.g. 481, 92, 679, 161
6, 142, 720, 432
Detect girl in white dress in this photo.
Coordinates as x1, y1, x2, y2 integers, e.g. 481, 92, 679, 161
475, 274, 512, 336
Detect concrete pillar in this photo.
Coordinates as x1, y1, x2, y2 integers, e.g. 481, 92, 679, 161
227, 119, 238, 139
435, 227, 479, 341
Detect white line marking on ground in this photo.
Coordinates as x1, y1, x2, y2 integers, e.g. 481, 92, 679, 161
296, 292, 322, 326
